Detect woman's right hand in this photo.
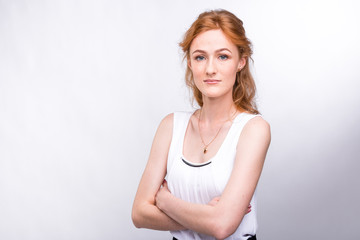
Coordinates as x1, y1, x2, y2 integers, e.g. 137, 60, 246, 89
207, 196, 251, 214
207, 196, 221, 206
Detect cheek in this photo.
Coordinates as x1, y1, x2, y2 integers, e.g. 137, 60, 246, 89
191, 65, 204, 80
193, 74, 203, 89
221, 65, 237, 78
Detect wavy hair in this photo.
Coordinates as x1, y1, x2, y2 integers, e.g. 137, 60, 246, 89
179, 9, 259, 114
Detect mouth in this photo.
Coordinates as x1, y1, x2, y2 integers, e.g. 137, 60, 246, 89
203, 79, 221, 84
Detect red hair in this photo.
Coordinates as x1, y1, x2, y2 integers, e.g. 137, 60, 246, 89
179, 9, 259, 114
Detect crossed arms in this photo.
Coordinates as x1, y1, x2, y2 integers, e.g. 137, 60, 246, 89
132, 113, 271, 239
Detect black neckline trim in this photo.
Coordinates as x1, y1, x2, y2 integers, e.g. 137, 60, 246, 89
181, 157, 212, 167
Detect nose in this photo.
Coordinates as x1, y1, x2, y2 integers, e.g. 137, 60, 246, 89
206, 58, 217, 76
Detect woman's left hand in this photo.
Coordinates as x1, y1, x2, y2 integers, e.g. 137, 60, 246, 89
155, 179, 171, 211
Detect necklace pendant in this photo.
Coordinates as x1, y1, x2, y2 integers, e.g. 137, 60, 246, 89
204, 147, 207, 154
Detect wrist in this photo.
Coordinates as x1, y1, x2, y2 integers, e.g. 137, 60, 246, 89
158, 190, 173, 212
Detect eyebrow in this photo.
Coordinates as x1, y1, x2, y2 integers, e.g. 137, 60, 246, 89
191, 48, 232, 55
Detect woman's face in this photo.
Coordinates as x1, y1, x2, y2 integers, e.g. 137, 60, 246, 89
189, 29, 245, 101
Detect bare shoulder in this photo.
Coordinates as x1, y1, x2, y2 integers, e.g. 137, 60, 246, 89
158, 113, 174, 132
154, 113, 174, 143
238, 116, 271, 147
245, 116, 270, 134
162, 113, 174, 124
146, 113, 174, 168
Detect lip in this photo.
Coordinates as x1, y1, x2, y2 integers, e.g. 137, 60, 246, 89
203, 79, 221, 84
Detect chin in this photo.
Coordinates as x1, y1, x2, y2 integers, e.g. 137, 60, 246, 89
201, 88, 232, 99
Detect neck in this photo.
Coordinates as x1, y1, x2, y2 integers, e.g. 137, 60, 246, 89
200, 94, 237, 124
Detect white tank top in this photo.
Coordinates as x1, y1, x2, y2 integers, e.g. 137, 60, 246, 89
166, 111, 260, 240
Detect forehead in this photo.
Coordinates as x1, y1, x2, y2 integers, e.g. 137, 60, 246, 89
190, 29, 237, 53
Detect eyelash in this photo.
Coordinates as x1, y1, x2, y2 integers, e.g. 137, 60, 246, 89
219, 55, 228, 60
194, 55, 229, 61
195, 55, 205, 61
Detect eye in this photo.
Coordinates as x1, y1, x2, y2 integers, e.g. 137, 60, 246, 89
219, 55, 229, 60
194, 55, 205, 61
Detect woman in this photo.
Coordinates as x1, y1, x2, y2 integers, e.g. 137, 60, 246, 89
132, 9, 271, 240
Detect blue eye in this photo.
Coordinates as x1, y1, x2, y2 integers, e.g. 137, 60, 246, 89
219, 55, 228, 60
195, 56, 205, 61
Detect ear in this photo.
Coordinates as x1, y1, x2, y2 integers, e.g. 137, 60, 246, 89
187, 58, 192, 70
237, 57, 246, 71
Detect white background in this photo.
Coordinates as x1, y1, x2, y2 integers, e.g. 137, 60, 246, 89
1, 0, 360, 239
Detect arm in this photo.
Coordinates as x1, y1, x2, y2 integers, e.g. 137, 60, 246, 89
131, 114, 185, 231
156, 116, 271, 239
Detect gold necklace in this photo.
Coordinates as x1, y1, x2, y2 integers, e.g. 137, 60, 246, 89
198, 108, 237, 154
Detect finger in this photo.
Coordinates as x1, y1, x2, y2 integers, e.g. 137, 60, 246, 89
210, 196, 220, 202
213, 196, 221, 201
160, 179, 167, 187
163, 179, 168, 188
247, 205, 252, 213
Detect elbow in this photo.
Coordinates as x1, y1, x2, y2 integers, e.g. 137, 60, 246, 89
131, 205, 143, 229
212, 224, 235, 240
211, 214, 242, 239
